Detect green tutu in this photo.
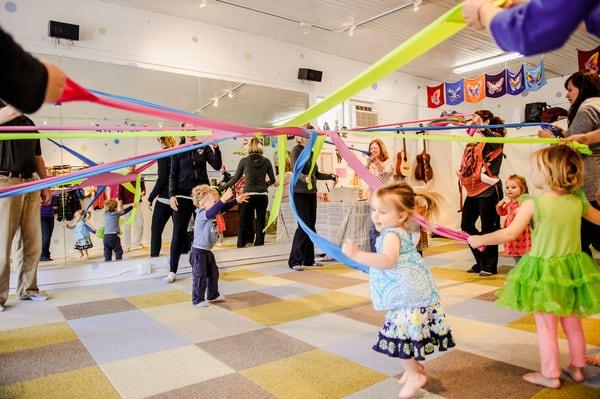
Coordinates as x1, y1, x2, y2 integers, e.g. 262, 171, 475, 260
496, 251, 600, 316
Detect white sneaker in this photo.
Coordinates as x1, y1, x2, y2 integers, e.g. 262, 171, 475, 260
19, 293, 49, 301
291, 265, 304, 271
0, 304, 5, 312
163, 272, 176, 283
207, 295, 226, 303
194, 302, 209, 308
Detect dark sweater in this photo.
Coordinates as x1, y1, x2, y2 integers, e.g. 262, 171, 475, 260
222, 153, 275, 193
291, 144, 335, 194
169, 146, 222, 197
0, 115, 41, 176
148, 157, 171, 202
1, 27, 48, 113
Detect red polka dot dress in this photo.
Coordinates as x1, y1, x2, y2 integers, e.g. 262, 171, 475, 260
497, 200, 531, 256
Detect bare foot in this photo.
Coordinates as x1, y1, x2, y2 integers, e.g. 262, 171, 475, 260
522, 372, 561, 389
565, 365, 585, 383
399, 373, 427, 398
399, 364, 426, 384
586, 354, 600, 367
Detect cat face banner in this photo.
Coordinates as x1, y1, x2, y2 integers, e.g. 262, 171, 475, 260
465, 75, 485, 103
445, 79, 464, 106
427, 83, 445, 108
485, 71, 506, 98
578, 45, 600, 72
506, 65, 525, 95
525, 60, 547, 92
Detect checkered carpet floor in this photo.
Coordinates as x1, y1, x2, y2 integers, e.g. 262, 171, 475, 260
1, 240, 600, 399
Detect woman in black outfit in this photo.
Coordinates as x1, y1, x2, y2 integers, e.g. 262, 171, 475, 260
460, 110, 505, 276
148, 136, 176, 257
221, 138, 275, 247
165, 127, 222, 283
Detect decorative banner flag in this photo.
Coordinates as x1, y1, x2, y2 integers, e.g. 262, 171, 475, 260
506, 65, 525, 95
445, 79, 464, 106
578, 45, 600, 72
465, 75, 485, 103
427, 83, 445, 108
485, 71, 506, 98
525, 60, 547, 92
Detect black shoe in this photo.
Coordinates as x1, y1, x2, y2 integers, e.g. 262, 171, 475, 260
466, 265, 480, 273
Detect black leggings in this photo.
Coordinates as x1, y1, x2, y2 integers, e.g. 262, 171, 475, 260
150, 201, 172, 257
582, 200, 600, 256
169, 197, 195, 273
238, 195, 268, 247
288, 193, 317, 267
460, 188, 502, 274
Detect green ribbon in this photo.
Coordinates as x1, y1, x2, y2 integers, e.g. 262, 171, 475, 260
306, 135, 327, 190
126, 173, 142, 226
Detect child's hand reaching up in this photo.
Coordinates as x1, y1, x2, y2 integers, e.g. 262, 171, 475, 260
220, 188, 234, 203
467, 235, 485, 249
236, 192, 250, 204
342, 239, 359, 258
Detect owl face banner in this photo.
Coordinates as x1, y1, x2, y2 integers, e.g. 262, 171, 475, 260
445, 79, 464, 106
426, 60, 545, 108
578, 45, 600, 72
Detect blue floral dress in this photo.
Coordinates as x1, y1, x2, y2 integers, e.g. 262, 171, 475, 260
371, 227, 454, 360
74, 220, 93, 250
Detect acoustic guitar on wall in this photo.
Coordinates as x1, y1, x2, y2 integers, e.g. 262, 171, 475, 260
415, 129, 433, 182
396, 132, 412, 178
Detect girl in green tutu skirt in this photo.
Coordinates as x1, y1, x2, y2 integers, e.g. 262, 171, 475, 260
468, 144, 600, 390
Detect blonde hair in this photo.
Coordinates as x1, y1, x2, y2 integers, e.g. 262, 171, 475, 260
507, 174, 529, 194
369, 139, 390, 162
284, 154, 292, 173
159, 136, 176, 148
192, 184, 220, 208
296, 123, 313, 144
105, 199, 118, 212
373, 181, 440, 222
532, 144, 584, 193
248, 137, 263, 154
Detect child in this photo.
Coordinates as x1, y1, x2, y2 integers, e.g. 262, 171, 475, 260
342, 182, 455, 398
190, 185, 248, 307
103, 199, 133, 261
495, 174, 531, 263
66, 209, 96, 259
467, 145, 600, 389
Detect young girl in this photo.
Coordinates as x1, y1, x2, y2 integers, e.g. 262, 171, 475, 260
495, 175, 531, 263
67, 209, 96, 259
468, 145, 600, 389
342, 182, 455, 398
190, 185, 248, 307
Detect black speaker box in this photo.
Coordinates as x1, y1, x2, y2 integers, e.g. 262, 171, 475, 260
298, 68, 323, 82
48, 20, 79, 41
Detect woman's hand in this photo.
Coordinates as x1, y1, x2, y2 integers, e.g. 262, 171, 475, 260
462, 0, 501, 30
342, 239, 359, 258
236, 192, 250, 204
41, 60, 67, 104
467, 235, 485, 248
169, 196, 178, 211
538, 129, 556, 139
220, 188, 234, 202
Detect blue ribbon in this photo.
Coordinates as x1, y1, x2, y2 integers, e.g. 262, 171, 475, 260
47, 139, 97, 166
90, 89, 199, 116
289, 130, 369, 273
85, 186, 105, 211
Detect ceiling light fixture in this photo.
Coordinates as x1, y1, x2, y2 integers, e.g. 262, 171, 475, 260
300, 21, 312, 35
413, 0, 423, 12
213, 98, 219, 107
452, 52, 523, 74
348, 25, 356, 37
198, 0, 207, 8
228, 91, 234, 99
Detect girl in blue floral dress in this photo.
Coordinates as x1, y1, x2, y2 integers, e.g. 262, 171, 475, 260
343, 182, 454, 398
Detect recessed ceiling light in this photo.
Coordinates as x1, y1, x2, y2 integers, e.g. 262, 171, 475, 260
413, 0, 423, 12
198, 0, 207, 8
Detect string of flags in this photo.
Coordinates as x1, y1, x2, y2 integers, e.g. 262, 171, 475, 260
426, 60, 547, 108
578, 44, 599, 72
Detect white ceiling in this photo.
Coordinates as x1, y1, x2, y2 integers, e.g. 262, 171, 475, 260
99, 0, 600, 81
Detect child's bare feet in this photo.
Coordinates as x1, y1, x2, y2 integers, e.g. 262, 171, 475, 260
565, 365, 585, 383
586, 353, 600, 367
398, 372, 427, 398
399, 363, 425, 384
522, 372, 561, 389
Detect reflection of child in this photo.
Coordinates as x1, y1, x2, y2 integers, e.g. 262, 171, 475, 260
496, 175, 531, 263
103, 199, 133, 261
468, 145, 600, 389
342, 182, 454, 398
67, 209, 96, 259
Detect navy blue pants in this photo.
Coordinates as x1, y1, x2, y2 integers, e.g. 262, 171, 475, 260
103, 233, 123, 261
40, 216, 54, 260
189, 248, 220, 304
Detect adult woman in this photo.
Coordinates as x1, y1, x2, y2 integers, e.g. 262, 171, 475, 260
462, 0, 600, 56
148, 136, 176, 257
460, 110, 505, 276
541, 71, 600, 255
288, 131, 337, 271
366, 139, 394, 251
221, 138, 275, 247
166, 125, 222, 283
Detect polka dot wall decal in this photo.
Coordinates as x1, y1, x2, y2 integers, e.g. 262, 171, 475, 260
556, 91, 562, 98
53, 239, 60, 244
99, 27, 106, 35
299, 53, 304, 59
244, 52, 253, 62
521, 91, 529, 97
371, 83, 378, 90
113, 138, 120, 144
4, 1, 17, 12
192, 36, 198, 43
80, 145, 88, 152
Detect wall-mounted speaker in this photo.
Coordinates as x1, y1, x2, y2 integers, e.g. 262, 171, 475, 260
298, 68, 323, 82
48, 20, 79, 41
